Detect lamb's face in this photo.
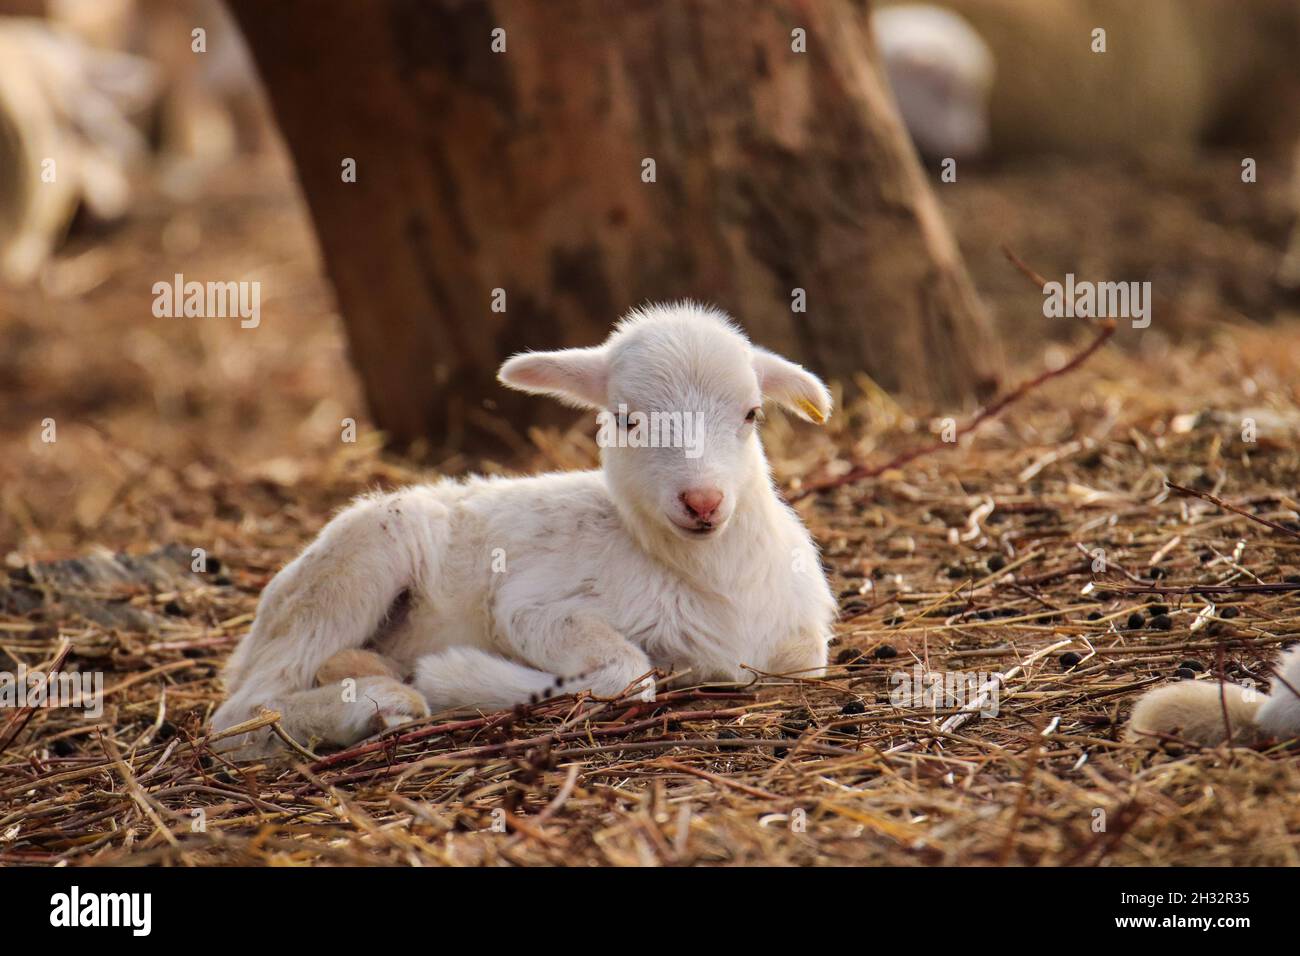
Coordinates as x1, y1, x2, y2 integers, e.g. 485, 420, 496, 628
497, 303, 832, 543
600, 325, 761, 539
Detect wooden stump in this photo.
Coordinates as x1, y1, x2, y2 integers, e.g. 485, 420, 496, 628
230, 0, 1003, 453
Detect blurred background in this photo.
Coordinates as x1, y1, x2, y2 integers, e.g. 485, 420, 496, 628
2, 0, 1300, 561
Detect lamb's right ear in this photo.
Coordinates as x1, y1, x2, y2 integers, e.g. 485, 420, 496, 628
497, 346, 609, 410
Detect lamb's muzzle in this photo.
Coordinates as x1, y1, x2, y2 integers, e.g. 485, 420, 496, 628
210, 301, 838, 757
677, 487, 725, 532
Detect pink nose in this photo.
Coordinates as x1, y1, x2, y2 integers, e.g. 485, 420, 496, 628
680, 488, 724, 523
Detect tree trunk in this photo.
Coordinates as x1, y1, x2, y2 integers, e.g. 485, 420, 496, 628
230, 0, 1002, 454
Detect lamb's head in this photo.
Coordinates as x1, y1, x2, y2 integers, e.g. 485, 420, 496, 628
498, 302, 831, 541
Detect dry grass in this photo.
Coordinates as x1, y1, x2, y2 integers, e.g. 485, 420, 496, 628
4, 327, 1300, 865
2, 157, 1300, 867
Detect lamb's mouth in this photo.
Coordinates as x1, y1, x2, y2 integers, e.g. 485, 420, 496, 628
669, 519, 723, 538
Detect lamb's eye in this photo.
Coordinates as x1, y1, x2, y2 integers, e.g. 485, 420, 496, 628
745, 407, 762, 424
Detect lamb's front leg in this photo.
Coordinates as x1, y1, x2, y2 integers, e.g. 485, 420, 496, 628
766, 627, 831, 679
508, 608, 657, 702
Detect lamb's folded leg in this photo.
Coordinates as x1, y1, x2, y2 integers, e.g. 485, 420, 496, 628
414, 647, 562, 711
414, 612, 656, 713
505, 609, 657, 702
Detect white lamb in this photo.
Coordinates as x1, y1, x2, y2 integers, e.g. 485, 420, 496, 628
210, 302, 837, 757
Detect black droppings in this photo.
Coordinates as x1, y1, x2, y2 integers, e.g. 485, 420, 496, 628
781, 720, 809, 737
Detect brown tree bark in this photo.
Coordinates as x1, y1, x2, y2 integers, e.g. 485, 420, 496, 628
230, 0, 1002, 454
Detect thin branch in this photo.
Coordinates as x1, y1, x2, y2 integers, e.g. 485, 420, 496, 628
792, 318, 1114, 500
1109, 583, 1300, 595
0, 640, 71, 760
1165, 480, 1300, 541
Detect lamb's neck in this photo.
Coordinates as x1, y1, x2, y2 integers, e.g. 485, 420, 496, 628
640, 461, 792, 588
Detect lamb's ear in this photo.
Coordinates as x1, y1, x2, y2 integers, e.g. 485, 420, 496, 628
752, 347, 832, 424
498, 346, 609, 410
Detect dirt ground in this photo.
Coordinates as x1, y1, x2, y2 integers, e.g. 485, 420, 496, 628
1, 143, 1299, 865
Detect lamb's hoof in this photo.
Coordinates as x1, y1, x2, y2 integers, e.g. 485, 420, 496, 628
357, 677, 430, 734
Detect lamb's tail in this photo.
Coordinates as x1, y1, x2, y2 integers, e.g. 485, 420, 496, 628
414, 647, 564, 711
1126, 645, 1300, 746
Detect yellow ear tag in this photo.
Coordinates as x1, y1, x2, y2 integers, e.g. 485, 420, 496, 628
797, 399, 826, 424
